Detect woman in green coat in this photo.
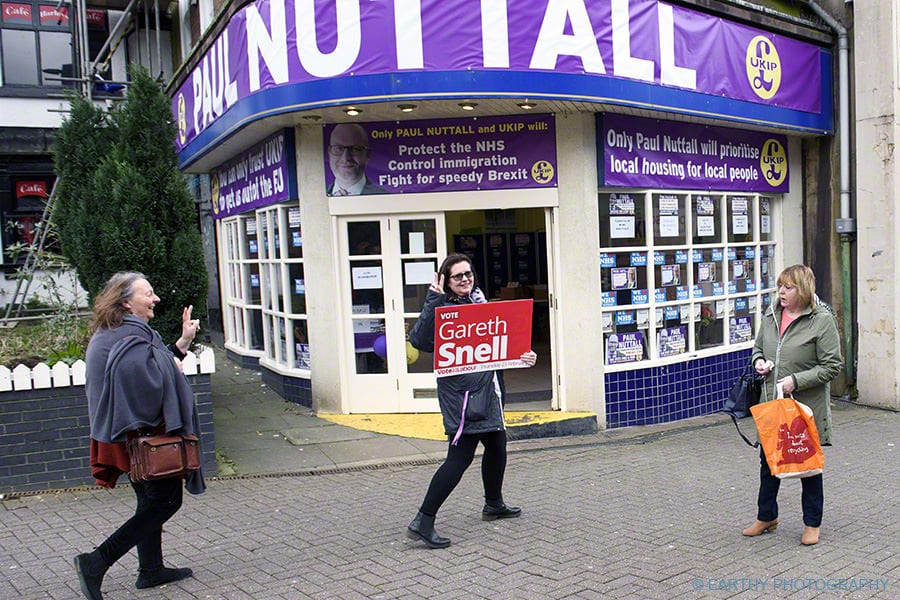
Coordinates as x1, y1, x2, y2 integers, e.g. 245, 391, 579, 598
743, 264, 842, 546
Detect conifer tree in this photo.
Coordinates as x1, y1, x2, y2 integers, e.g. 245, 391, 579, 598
54, 64, 207, 341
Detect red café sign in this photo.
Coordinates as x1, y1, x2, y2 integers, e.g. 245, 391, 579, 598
433, 299, 532, 377
16, 181, 49, 198
86, 8, 104, 26
39, 4, 67, 24
2, 2, 32, 21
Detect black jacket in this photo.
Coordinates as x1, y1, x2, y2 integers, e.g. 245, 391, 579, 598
409, 289, 505, 437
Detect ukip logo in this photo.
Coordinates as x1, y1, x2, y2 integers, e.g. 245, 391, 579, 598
177, 93, 188, 146
760, 139, 787, 187
746, 35, 781, 101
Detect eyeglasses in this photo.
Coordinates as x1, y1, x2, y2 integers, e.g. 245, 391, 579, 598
449, 271, 473, 282
328, 144, 368, 157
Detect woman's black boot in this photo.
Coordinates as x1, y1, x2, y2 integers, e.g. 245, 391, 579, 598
406, 511, 451, 549
74, 551, 108, 600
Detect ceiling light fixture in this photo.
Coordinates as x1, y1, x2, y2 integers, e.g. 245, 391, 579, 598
397, 104, 417, 112
517, 101, 536, 110
458, 102, 478, 111
343, 107, 362, 116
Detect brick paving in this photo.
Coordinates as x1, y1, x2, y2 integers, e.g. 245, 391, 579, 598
1, 402, 897, 599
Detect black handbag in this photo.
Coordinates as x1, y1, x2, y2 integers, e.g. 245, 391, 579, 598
723, 364, 765, 447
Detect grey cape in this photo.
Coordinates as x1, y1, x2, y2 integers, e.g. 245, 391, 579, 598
85, 315, 206, 494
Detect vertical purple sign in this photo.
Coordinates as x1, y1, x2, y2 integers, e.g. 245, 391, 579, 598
210, 130, 296, 219
600, 114, 789, 192
323, 114, 557, 196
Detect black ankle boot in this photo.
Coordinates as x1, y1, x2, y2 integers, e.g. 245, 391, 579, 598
135, 565, 194, 589
406, 511, 451, 549
74, 551, 108, 600
482, 502, 522, 521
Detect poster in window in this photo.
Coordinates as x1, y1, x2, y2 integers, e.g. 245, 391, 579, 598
659, 216, 679, 237
295, 343, 311, 369
661, 264, 681, 287
697, 216, 716, 237
760, 198, 771, 234
609, 194, 635, 215
611, 267, 637, 289
658, 326, 687, 358
698, 262, 717, 283
731, 197, 749, 234
610, 216, 635, 239
599, 253, 615, 268
602, 311, 613, 333
655, 307, 664, 327
637, 309, 649, 329
696, 196, 715, 215
606, 332, 643, 365
630, 289, 648, 305
680, 305, 691, 324
601, 291, 616, 307
730, 316, 753, 344
732, 259, 748, 279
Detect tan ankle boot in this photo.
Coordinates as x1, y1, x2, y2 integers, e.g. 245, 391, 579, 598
742, 519, 778, 536
801, 526, 820, 545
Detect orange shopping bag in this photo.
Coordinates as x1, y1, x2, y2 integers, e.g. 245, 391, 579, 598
750, 396, 824, 479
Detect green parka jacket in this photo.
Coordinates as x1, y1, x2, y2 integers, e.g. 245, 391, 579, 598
750, 298, 842, 446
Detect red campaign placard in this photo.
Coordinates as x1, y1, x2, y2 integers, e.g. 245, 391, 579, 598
433, 299, 532, 378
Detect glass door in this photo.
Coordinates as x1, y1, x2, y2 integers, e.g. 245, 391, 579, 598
339, 213, 446, 412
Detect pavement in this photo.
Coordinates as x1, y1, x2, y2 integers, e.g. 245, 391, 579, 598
0, 345, 898, 599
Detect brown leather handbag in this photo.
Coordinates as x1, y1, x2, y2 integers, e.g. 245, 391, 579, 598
128, 434, 201, 481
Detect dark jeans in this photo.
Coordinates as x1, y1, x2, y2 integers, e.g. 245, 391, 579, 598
95, 477, 183, 570
756, 447, 823, 527
420, 430, 507, 516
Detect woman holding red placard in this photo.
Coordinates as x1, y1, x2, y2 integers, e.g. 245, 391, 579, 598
406, 254, 536, 548
744, 264, 842, 546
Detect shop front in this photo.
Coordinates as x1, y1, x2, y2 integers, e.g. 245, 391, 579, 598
170, 0, 833, 426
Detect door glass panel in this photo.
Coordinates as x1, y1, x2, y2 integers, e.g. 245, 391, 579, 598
404, 317, 433, 374
354, 317, 387, 374
401, 258, 436, 313
399, 219, 437, 254
350, 259, 384, 313
348, 221, 381, 255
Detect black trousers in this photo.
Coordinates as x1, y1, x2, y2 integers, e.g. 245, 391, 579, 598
96, 476, 183, 570
420, 429, 507, 516
756, 447, 823, 527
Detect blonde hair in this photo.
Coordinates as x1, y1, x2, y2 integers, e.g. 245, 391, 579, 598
91, 271, 146, 332
776, 264, 816, 310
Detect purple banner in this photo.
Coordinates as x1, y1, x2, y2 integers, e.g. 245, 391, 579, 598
601, 114, 789, 192
210, 130, 296, 218
323, 115, 557, 196
173, 0, 824, 152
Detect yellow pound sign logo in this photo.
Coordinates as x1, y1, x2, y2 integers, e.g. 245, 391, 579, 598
746, 35, 781, 100
531, 160, 555, 185
210, 173, 221, 216
177, 93, 188, 145
760, 139, 787, 188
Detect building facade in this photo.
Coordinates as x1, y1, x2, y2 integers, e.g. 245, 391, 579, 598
164, 0, 870, 427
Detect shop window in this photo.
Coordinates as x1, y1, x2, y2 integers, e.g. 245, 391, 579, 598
692, 194, 722, 244
652, 193, 686, 245
220, 204, 308, 368
727, 195, 754, 243
600, 190, 778, 367
599, 192, 647, 247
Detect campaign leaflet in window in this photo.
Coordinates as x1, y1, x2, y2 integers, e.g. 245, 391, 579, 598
658, 326, 686, 358
730, 316, 753, 344
606, 332, 643, 365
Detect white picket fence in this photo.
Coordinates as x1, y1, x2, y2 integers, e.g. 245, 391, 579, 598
0, 347, 216, 392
